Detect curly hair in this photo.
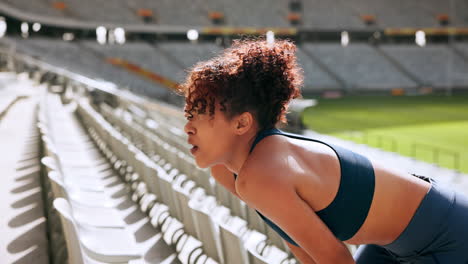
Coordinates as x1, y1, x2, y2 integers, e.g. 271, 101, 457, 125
179, 38, 303, 130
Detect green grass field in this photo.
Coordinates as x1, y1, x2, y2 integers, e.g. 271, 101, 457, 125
302, 95, 468, 173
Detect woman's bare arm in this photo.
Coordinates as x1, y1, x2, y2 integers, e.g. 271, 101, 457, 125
210, 164, 240, 198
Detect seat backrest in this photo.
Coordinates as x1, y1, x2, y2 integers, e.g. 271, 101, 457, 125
41, 156, 58, 172
53, 198, 85, 264
138, 155, 163, 198
188, 195, 224, 263
158, 171, 182, 219
218, 216, 250, 264
173, 180, 198, 238
248, 244, 289, 264
48, 171, 67, 199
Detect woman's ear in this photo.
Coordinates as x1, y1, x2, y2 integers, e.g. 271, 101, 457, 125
235, 112, 254, 135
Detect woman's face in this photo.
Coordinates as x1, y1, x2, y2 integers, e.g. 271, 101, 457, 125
184, 104, 237, 168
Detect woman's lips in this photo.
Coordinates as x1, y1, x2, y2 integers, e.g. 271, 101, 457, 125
190, 145, 199, 155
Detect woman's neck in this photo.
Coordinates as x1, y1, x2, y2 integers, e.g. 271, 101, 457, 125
223, 129, 259, 175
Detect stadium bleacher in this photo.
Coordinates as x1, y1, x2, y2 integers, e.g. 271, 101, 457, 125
296, 47, 343, 91
1, 0, 66, 19
334, 0, 467, 28
82, 41, 185, 83
201, 0, 290, 27
61, 0, 142, 24
381, 44, 468, 88
39, 90, 181, 263
2, 37, 170, 99
157, 42, 223, 81
6, 37, 468, 96
3, 0, 468, 27
302, 43, 418, 90
133, 0, 211, 26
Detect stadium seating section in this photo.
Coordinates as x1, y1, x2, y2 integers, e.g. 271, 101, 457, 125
3, 0, 468, 27
3, 37, 468, 98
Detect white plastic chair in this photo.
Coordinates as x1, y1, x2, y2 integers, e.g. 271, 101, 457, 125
48, 171, 126, 228
47, 170, 121, 208
53, 198, 141, 263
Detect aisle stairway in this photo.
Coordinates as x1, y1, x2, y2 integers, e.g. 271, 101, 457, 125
0, 81, 48, 264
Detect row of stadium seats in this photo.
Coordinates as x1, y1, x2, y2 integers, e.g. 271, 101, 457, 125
38, 91, 189, 263
300, 0, 468, 29
382, 44, 468, 87
2, 37, 169, 99
300, 43, 418, 89
6, 37, 468, 97
3, 0, 468, 28
38, 92, 144, 263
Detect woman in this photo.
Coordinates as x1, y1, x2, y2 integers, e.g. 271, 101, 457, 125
179, 39, 468, 263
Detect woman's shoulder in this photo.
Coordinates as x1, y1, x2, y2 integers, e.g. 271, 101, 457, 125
236, 132, 341, 208
235, 151, 297, 205
236, 135, 303, 193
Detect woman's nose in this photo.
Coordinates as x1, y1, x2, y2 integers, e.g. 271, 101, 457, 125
184, 121, 195, 135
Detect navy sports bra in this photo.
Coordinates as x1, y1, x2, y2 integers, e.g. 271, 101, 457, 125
234, 128, 375, 247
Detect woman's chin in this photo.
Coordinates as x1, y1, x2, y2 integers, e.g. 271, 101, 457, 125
194, 158, 210, 169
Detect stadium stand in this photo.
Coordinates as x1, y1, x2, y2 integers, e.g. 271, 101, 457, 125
302, 43, 418, 90
82, 41, 184, 83
381, 44, 468, 88
3, 0, 467, 28
335, 0, 468, 28
60, 0, 142, 24
453, 43, 468, 61
131, 0, 211, 26
157, 42, 223, 81
11, 36, 468, 96
1, 37, 171, 100
295, 47, 344, 91
38, 90, 181, 263
1, 0, 66, 19
200, 0, 290, 27
301, 0, 364, 29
